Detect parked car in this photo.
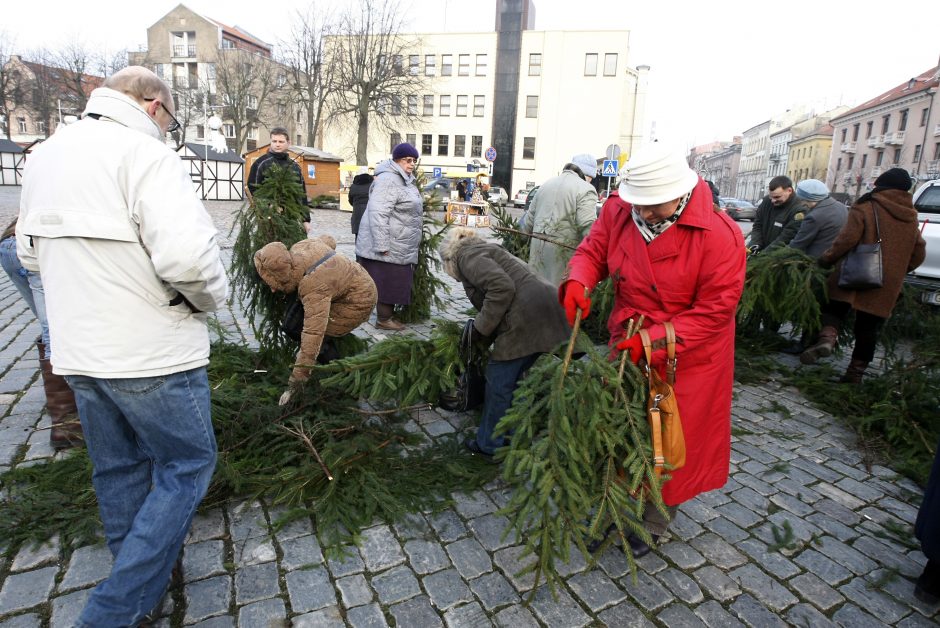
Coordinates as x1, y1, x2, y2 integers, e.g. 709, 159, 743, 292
524, 185, 540, 212
513, 188, 533, 208
720, 198, 757, 221
423, 177, 452, 200
487, 186, 509, 207
909, 179, 940, 304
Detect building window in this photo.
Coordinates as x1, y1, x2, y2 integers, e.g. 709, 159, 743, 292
847, 155, 854, 169
899, 109, 908, 132
475, 54, 487, 76
603, 53, 617, 76
455, 135, 466, 157
421, 134, 432, 155
277, 73, 286, 88
196, 124, 205, 139
442, 54, 453, 76
438, 134, 449, 156
17, 117, 26, 133
36, 120, 46, 134
406, 133, 416, 147
458, 54, 470, 76
852, 123, 859, 141
584, 53, 598, 76
393, 55, 403, 75
247, 126, 258, 140
893, 148, 901, 164
473, 95, 484, 117
881, 115, 890, 134
425, 54, 436, 76
526, 95, 538, 118
423, 95, 433, 116
278, 102, 287, 116
223, 124, 235, 138
296, 134, 301, 145
836, 157, 842, 171
390, 132, 401, 152
913, 145, 922, 162
876, 151, 884, 166
840, 128, 847, 143
861, 154, 867, 168
471, 135, 482, 157
528, 53, 541, 76
922, 108, 930, 127
866, 121, 873, 138
391, 95, 401, 116
408, 95, 418, 115
456, 95, 468, 117
409, 55, 419, 75
935, 142, 940, 160
440, 95, 451, 116
523, 137, 535, 159
221, 38, 235, 49
297, 110, 302, 122
246, 94, 258, 110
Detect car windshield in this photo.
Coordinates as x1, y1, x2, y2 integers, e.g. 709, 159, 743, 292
916, 187, 940, 214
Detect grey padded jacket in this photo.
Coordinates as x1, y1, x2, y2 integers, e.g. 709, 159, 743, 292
355, 160, 424, 265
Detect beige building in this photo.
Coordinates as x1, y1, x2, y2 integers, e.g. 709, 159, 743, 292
320, 0, 648, 195
787, 124, 834, 184
827, 61, 940, 199
129, 4, 307, 153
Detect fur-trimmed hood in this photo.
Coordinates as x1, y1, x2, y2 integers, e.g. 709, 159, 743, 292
439, 227, 482, 280
254, 234, 337, 293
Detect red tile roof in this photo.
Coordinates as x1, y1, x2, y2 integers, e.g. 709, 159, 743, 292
21, 60, 103, 97
833, 65, 940, 122
205, 17, 272, 53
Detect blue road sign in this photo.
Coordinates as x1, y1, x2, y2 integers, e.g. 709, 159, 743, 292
484, 147, 497, 162
433, 167, 442, 178
602, 160, 618, 177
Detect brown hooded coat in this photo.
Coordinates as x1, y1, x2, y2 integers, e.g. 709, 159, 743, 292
820, 189, 926, 319
254, 236, 377, 383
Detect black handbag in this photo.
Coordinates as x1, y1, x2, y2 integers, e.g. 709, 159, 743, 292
438, 319, 487, 412
838, 201, 883, 290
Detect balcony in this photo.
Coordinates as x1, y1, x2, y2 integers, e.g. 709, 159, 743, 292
870, 166, 883, 177
172, 44, 196, 58
841, 142, 857, 153
928, 160, 940, 173
867, 135, 885, 148
884, 131, 905, 145
934, 124, 940, 137
172, 76, 191, 90
842, 173, 853, 182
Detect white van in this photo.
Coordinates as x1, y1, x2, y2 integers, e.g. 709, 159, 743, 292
910, 179, 940, 304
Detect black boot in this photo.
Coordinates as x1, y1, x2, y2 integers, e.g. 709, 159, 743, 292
626, 533, 659, 558
915, 559, 940, 604
839, 359, 869, 384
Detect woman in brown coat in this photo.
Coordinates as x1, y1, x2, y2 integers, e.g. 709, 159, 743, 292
801, 168, 926, 382
254, 235, 377, 403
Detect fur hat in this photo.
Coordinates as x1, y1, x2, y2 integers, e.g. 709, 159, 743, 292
873, 168, 912, 192
570, 154, 598, 179
618, 143, 699, 205
391, 142, 419, 161
795, 179, 829, 202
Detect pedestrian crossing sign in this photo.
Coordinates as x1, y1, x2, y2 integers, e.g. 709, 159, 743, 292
602, 160, 618, 177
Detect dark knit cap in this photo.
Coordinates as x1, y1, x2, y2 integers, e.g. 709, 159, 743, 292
392, 143, 419, 161
873, 167, 912, 192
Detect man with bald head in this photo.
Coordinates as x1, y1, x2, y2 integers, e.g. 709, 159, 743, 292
17, 66, 228, 626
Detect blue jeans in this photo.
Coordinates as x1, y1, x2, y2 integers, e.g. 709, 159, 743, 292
0, 236, 51, 351
67, 367, 217, 627
474, 353, 540, 455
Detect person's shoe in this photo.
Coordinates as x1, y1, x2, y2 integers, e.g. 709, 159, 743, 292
586, 523, 616, 553
800, 325, 838, 365
376, 317, 406, 331
839, 359, 869, 384
626, 533, 659, 558
915, 559, 940, 604
463, 437, 499, 463
780, 341, 805, 355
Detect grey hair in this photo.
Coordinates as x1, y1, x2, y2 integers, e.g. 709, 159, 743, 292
103, 66, 172, 107
439, 227, 479, 280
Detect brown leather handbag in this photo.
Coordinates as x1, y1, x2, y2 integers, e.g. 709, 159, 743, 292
638, 323, 686, 477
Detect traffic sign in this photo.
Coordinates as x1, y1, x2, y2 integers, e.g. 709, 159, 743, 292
601, 160, 619, 177
484, 146, 497, 162
433, 167, 442, 178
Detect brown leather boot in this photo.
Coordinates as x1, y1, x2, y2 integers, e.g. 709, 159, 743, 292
839, 359, 869, 384
37, 340, 84, 450
800, 325, 839, 365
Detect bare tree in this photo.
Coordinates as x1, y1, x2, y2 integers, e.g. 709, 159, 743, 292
50, 38, 101, 114
328, 0, 424, 165
0, 31, 19, 139
214, 48, 279, 153
281, 3, 339, 147
21, 47, 61, 137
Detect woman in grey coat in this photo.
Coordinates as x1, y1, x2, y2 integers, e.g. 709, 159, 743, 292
440, 227, 571, 458
355, 143, 424, 330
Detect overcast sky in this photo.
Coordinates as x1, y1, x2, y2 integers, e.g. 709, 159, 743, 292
4, 0, 939, 147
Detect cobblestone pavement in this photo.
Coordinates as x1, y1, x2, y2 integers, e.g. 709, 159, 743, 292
0, 186, 937, 627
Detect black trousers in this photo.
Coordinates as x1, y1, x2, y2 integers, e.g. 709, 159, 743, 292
821, 299, 885, 363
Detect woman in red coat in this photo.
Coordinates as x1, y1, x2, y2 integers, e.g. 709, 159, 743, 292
561, 143, 746, 557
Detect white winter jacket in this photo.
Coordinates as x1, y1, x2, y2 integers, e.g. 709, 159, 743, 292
17, 87, 228, 378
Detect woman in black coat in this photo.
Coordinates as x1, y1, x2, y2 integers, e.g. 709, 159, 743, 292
349, 171, 373, 239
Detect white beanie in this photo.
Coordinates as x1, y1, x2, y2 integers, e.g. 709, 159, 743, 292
570, 153, 598, 179
618, 143, 699, 205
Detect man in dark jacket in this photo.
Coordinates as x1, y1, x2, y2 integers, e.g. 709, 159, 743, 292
748, 176, 806, 252
788, 179, 848, 258
440, 227, 571, 458
246, 127, 308, 210
349, 169, 374, 239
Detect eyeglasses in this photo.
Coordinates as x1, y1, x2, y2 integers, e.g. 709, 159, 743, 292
144, 98, 181, 134
400, 157, 418, 164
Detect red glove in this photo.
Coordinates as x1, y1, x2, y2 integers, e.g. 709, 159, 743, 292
615, 334, 644, 365
560, 280, 591, 327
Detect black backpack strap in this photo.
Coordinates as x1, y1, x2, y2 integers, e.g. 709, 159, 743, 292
305, 250, 336, 275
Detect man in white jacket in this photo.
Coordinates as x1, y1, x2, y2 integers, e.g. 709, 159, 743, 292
17, 67, 228, 627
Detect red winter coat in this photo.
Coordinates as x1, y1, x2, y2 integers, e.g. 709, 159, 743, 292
566, 180, 746, 505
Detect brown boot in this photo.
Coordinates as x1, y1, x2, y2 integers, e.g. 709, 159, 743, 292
839, 359, 869, 384
800, 325, 838, 365
38, 341, 84, 450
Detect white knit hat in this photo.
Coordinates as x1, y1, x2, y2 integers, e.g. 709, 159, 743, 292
618, 143, 699, 205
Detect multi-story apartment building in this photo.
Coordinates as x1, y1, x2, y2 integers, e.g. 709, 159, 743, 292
129, 5, 307, 153
827, 61, 940, 199
767, 125, 793, 179
787, 124, 834, 184
698, 142, 741, 197
736, 120, 770, 202
320, 0, 649, 194
1, 54, 102, 144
